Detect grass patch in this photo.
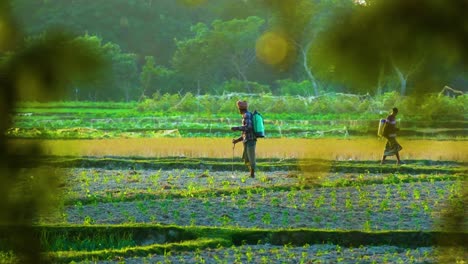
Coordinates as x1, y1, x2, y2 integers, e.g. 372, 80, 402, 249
48, 237, 230, 263
19, 155, 467, 174
3, 224, 463, 263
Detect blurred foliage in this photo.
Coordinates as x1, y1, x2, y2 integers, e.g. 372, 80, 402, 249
1, 0, 104, 263
309, 0, 468, 95
8, 32, 107, 101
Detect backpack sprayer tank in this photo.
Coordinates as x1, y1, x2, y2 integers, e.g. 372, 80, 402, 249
252, 110, 265, 138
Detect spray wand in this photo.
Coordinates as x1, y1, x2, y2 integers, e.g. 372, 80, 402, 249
232, 141, 235, 176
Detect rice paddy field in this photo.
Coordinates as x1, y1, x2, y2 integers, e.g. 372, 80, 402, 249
3, 103, 467, 263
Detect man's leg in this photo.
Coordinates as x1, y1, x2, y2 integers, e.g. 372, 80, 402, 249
380, 155, 386, 164
242, 152, 250, 175
246, 142, 256, 178
381, 139, 389, 164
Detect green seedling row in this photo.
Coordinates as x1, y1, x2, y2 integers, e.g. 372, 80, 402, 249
10, 104, 468, 139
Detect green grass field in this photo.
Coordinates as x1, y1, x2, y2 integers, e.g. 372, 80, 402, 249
10, 101, 467, 139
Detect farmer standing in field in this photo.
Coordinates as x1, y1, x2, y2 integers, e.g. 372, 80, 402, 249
381, 107, 403, 165
231, 100, 257, 178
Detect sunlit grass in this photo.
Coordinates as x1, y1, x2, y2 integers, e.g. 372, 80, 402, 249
14, 138, 467, 161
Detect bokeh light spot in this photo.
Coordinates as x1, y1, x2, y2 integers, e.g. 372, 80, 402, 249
256, 31, 289, 66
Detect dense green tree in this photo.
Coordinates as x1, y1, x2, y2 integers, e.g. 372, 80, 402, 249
171, 22, 215, 93
140, 56, 174, 97
11, 0, 216, 66
172, 16, 265, 94
103, 41, 139, 101
68, 35, 138, 101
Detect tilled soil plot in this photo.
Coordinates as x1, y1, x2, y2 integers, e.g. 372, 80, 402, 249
50, 165, 465, 264
59, 168, 464, 231
97, 244, 435, 264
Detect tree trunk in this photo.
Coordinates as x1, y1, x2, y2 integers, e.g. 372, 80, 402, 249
231, 54, 251, 93
393, 65, 407, 96
300, 41, 319, 96
376, 66, 384, 96
390, 56, 424, 96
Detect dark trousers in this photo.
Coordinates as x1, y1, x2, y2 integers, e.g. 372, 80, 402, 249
242, 141, 256, 171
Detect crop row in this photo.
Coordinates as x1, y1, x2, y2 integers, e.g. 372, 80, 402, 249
13, 156, 464, 263
10, 105, 468, 139
39, 164, 464, 231
30, 164, 464, 263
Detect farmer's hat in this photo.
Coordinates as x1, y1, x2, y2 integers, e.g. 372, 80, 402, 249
236, 100, 248, 110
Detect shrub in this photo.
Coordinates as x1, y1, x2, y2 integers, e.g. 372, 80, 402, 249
285, 96, 309, 113
419, 94, 466, 120
375, 91, 402, 111
332, 95, 361, 114
135, 92, 466, 121
221, 79, 271, 94
276, 79, 313, 96
171, 93, 198, 112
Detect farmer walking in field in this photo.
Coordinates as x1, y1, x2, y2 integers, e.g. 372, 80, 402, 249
231, 100, 257, 178
380, 107, 403, 165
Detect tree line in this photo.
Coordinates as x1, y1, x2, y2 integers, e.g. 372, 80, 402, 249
7, 0, 468, 101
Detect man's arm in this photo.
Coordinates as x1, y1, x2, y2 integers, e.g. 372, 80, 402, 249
232, 136, 243, 144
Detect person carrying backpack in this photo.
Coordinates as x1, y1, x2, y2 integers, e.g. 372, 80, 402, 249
231, 100, 257, 178
380, 107, 403, 165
